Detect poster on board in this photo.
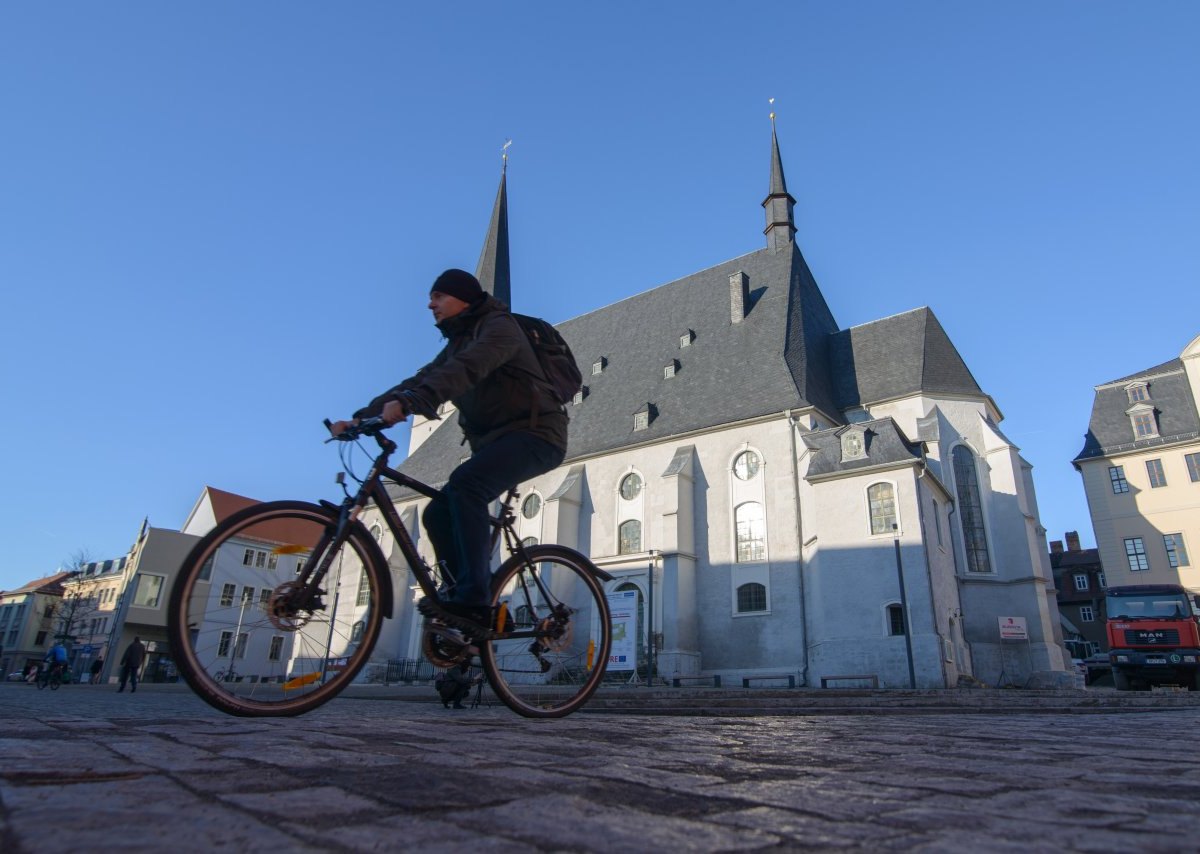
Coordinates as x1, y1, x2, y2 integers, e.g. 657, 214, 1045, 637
606, 589, 638, 671
998, 616, 1028, 640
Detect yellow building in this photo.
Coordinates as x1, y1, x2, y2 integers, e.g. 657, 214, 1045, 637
1074, 334, 1200, 595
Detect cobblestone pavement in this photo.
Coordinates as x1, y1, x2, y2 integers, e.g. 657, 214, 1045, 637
1, 683, 1198, 852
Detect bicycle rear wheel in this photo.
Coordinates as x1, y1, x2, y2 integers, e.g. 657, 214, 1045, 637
480, 545, 611, 718
167, 500, 387, 716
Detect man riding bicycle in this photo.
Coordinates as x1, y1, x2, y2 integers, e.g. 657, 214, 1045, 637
44, 641, 69, 682
331, 269, 567, 630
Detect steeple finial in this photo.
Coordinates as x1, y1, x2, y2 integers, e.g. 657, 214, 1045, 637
762, 103, 796, 251
475, 142, 512, 306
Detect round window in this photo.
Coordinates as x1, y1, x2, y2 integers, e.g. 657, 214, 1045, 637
619, 472, 642, 501
521, 494, 542, 519
733, 451, 761, 481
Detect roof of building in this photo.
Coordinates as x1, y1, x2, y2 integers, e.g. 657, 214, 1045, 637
802, 418, 924, 479
1049, 548, 1102, 570
201, 486, 316, 548
390, 125, 986, 490
1, 570, 76, 598
1074, 358, 1200, 461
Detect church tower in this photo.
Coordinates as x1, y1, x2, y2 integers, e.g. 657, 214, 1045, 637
762, 112, 797, 252
474, 151, 511, 307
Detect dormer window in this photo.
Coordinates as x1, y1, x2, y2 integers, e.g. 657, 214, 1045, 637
841, 427, 869, 462
591, 357, 606, 376
1131, 410, 1158, 439
663, 360, 679, 379
572, 387, 587, 405
679, 330, 694, 348
633, 411, 649, 431
1126, 383, 1150, 403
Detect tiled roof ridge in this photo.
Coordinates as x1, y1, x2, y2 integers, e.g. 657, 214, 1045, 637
1096, 358, 1183, 389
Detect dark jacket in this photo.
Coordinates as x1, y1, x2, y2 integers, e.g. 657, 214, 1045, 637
120, 640, 145, 669
357, 296, 568, 453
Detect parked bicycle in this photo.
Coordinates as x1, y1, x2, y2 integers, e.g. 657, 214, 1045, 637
167, 417, 613, 718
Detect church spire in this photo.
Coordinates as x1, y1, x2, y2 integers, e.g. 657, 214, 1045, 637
474, 141, 511, 307
762, 104, 796, 252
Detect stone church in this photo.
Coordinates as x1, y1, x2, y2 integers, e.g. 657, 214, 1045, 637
367, 125, 1066, 689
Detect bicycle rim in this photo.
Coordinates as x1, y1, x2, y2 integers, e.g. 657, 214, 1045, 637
168, 501, 385, 716
481, 546, 611, 718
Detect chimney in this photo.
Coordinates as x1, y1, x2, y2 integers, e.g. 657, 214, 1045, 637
1050, 540, 1064, 554
1065, 531, 1081, 552
730, 272, 749, 323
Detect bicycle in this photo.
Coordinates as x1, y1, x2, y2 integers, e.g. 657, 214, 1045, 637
37, 663, 66, 691
167, 417, 613, 718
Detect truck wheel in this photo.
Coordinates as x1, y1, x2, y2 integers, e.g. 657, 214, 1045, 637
1112, 670, 1131, 691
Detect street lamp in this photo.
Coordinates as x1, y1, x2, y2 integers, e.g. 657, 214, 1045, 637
892, 524, 917, 689
647, 549, 660, 686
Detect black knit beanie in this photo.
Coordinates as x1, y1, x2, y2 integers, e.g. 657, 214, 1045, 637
430, 269, 484, 303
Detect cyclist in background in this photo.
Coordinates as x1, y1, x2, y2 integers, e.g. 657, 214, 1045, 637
44, 641, 69, 682
330, 269, 567, 629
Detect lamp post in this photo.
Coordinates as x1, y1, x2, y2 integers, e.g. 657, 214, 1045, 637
892, 524, 917, 689
647, 549, 659, 686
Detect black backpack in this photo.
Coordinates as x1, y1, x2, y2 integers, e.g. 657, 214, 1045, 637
510, 313, 582, 406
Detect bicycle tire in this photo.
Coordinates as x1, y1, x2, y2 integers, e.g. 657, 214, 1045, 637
167, 500, 387, 716
480, 545, 611, 718
49, 675, 61, 691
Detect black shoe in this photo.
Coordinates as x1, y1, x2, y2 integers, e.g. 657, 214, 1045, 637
417, 597, 494, 638
442, 701, 450, 708
452, 702, 466, 709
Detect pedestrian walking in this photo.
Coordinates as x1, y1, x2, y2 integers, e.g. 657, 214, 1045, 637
117, 637, 145, 693
89, 657, 104, 685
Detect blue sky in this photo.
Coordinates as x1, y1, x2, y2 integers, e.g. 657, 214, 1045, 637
2, 3, 1198, 591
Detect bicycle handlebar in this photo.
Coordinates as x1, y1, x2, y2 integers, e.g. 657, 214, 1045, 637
324, 416, 389, 443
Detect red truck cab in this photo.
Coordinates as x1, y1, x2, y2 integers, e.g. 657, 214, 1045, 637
1106, 584, 1200, 691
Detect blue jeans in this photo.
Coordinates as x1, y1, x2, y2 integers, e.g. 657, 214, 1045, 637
422, 431, 564, 607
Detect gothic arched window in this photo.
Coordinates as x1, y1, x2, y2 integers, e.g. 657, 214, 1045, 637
952, 445, 992, 573
618, 520, 642, 554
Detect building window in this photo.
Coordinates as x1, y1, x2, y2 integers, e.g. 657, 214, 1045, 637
1109, 466, 1130, 494
34, 630, 47, 646
680, 330, 694, 348
132, 574, 164, 608
255, 550, 267, 568
241, 586, 254, 605
1131, 411, 1157, 438
867, 483, 897, 535
268, 552, 278, 570
218, 631, 233, 657
591, 359, 605, 375
633, 411, 649, 431
243, 548, 255, 566
1146, 458, 1167, 488
219, 584, 236, 607
887, 604, 906, 636
268, 636, 283, 661
522, 494, 542, 519
1127, 384, 1148, 403
1098, 571, 1106, 589
234, 633, 248, 659
295, 558, 306, 576
356, 570, 370, 607
735, 502, 766, 563
1124, 537, 1149, 571
350, 621, 365, 644
618, 520, 642, 554
1079, 605, 1095, 623
1186, 452, 1200, 483
663, 362, 677, 379
370, 524, 382, 542
1073, 574, 1088, 592
733, 450, 761, 481
572, 390, 584, 405
259, 589, 272, 611
1164, 533, 1190, 568
521, 536, 538, 548
199, 556, 215, 581
952, 446, 992, 573
736, 583, 767, 613
619, 473, 642, 501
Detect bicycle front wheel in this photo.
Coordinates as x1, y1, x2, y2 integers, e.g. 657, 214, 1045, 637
167, 500, 387, 716
481, 545, 611, 718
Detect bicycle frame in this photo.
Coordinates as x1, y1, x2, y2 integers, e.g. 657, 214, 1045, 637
296, 425, 550, 626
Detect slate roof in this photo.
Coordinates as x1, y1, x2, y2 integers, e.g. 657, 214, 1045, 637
802, 419, 923, 480
830, 308, 984, 409
1074, 358, 1200, 461
389, 130, 988, 492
